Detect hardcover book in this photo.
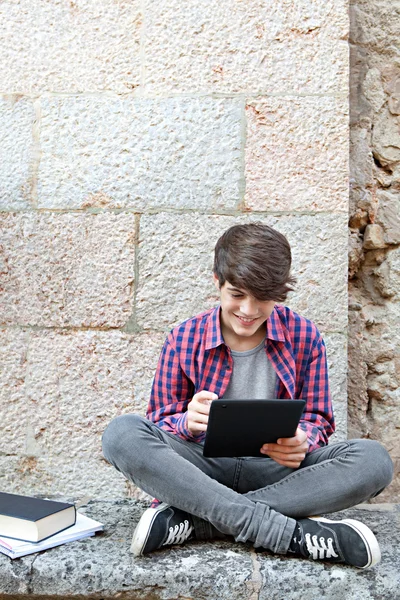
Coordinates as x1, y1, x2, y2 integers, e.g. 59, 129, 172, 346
0, 492, 76, 543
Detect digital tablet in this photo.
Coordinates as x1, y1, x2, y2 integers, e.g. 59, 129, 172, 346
202, 399, 306, 458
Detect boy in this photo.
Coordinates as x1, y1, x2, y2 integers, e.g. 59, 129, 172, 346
102, 223, 393, 568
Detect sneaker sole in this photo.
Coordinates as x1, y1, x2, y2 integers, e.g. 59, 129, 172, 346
314, 517, 381, 569
130, 502, 170, 557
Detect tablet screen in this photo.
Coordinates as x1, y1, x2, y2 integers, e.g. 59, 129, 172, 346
203, 399, 306, 458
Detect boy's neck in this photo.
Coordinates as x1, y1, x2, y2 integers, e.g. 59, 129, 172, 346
222, 323, 266, 352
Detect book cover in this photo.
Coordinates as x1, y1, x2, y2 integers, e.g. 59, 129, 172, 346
0, 492, 76, 543
0, 512, 104, 559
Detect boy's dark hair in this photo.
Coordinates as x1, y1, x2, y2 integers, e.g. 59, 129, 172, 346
213, 223, 296, 302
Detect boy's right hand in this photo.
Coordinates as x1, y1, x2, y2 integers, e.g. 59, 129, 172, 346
187, 391, 218, 435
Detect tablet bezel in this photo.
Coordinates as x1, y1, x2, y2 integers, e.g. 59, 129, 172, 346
202, 398, 306, 458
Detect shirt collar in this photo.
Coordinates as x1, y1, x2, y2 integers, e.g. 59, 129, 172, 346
205, 305, 286, 350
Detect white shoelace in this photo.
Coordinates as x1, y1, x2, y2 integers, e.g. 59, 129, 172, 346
305, 533, 339, 560
163, 520, 194, 546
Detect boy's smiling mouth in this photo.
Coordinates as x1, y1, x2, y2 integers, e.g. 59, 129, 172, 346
234, 314, 260, 325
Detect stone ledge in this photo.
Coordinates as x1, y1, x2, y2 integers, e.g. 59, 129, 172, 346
0, 501, 399, 600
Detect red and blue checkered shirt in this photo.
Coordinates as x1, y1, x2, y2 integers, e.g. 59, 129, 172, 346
146, 305, 335, 452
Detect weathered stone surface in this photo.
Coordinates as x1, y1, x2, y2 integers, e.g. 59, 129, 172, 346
362, 67, 386, 112
372, 108, 400, 168
143, 0, 348, 95
0, 0, 141, 94
376, 190, 400, 245
0, 329, 29, 455
350, 2, 400, 59
0, 97, 35, 210
324, 334, 347, 442
349, 228, 364, 278
1, 455, 129, 501
363, 223, 387, 249
137, 213, 348, 334
364, 249, 400, 502
350, 125, 374, 193
349, 0, 400, 503
0, 212, 135, 327
244, 97, 348, 212
0, 501, 399, 600
0, 329, 167, 499
348, 251, 400, 501
37, 97, 243, 210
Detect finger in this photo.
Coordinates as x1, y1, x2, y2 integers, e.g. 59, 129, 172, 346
276, 429, 308, 446
189, 397, 213, 414
267, 452, 306, 463
272, 458, 303, 468
188, 411, 209, 424
263, 440, 308, 453
193, 391, 218, 403
262, 443, 301, 454
187, 422, 208, 433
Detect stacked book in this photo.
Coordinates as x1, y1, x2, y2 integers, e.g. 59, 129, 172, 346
0, 492, 103, 559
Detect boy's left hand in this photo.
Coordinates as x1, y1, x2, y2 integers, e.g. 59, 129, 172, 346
260, 428, 308, 468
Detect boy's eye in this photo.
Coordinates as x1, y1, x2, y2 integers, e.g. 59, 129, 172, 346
231, 294, 243, 298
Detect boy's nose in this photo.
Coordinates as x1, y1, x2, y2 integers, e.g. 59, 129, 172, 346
241, 299, 258, 316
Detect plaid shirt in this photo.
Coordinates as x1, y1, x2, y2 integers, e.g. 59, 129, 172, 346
147, 305, 335, 452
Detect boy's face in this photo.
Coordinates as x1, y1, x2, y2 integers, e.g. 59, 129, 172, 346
214, 276, 275, 347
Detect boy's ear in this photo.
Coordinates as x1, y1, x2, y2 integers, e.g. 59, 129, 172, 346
213, 273, 220, 290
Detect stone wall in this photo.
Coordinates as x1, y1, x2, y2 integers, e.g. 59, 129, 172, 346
0, 1, 349, 500
349, 0, 400, 500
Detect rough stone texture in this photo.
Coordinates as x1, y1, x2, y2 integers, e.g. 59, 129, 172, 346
38, 97, 243, 211
324, 334, 348, 442
0, 0, 142, 94
245, 97, 349, 212
0, 329, 29, 455
0, 97, 35, 210
143, 0, 349, 95
0, 501, 399, 600
0, 212, 135, 327
0, 329, 166, 499
349, 0, 400, 501
137, 212, 348, 334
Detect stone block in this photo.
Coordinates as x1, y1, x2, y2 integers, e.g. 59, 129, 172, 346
376, 190, 400, 245
245, 97, 348, 212
0, 97, 35, 210
0, 0, 141, 93
0, 212, 135, 327
137, 213, 348, 333
37, 96, 243, 210
350, 125, 374, 191
362, 67, 386, 113
372, 108, 400, 168
1, 501, 399, 598
363, 223, 387, 249
350, 2, 400, 58
143, 0, 348, 95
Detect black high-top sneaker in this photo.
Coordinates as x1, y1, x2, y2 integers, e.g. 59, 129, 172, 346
130, 503, 194, 557
288, 517, 381, 569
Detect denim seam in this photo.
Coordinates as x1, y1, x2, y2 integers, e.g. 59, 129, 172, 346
232, 459, 243, 492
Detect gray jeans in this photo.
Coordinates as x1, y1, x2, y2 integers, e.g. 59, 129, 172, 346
102, 414, 393, 554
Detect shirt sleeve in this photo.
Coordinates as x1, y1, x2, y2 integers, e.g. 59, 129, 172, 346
297, 333, 335, 452
146, 333, 202, 442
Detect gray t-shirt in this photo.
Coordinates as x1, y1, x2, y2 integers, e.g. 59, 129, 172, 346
222, 340, 277, 400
